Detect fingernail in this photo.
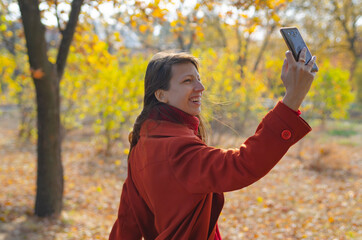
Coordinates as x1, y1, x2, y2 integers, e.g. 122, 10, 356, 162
312, 56, 316, 61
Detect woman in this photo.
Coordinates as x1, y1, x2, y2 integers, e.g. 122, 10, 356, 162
109, 48, 316, 240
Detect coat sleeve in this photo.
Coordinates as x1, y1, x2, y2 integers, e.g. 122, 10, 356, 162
167, 101, 311, 194
109, 179, 142, 240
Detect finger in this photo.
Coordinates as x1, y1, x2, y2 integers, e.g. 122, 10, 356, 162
299, 47, 307, 63
281, 58, 288, 80
306, 56, 316, 72
285, 50, 295, 65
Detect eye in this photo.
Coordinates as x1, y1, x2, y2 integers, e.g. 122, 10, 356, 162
184, 79, 192, 83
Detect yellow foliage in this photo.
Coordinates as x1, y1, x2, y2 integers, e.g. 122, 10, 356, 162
139, 25, 148, 33
152, 8, 164, 18
0, 24, 6, 31
193, 48, 268, 130
61, 32, 148, 151
307, 60, 354, 120
170, 20, 177, 27
4, 31, 12, 38
123, 149, 130, 155
271, 13, 280, 22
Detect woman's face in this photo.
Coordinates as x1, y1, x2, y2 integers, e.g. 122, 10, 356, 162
157, 62, 205, 116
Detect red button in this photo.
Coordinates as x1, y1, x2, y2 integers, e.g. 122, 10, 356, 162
281, 130, 291, 140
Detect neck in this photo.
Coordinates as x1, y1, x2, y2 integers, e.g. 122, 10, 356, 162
148, 103, 200, 135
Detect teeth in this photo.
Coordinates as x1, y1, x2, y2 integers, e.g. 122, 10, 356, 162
190, 97, 201, 102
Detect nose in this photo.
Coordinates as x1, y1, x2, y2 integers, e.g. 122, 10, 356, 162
194, 80, 205, 92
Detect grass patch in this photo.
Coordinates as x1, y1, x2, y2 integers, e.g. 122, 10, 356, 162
337, 139, 359, 147
328, 128, 358, 137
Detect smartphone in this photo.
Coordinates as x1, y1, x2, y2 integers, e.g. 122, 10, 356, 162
280, 27, 318, 72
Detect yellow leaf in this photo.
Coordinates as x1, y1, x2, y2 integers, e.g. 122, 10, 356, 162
139, 25, 148, 33
152, 8, 164, 18
115, 160, 121, 166
272, 13, 280, 22
246, 25, 256, 34
124, 148, 130, 155
170, 20, 177, 27
4, 31, 13, 38
131, 20, 137, 28
257, 196, 263, 203
0, 24, 6, 31
96, 186, 102, 192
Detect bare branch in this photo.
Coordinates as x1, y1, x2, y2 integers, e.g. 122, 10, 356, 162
55, 0, 64, 34
186, 30, 194, 52
252, 23, 276, 73
56, 0, 84, 81
331, 0, 352, 41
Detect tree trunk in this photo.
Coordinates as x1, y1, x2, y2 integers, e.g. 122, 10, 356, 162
177, 33, 185, 51
235, 24, 244, 77
34, 67, 63, 217
18, 0, 83, 217
17, 0, 63, 217
215, 18, 227, 48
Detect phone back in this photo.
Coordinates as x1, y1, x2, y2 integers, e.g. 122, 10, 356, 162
280, 27, 318, 72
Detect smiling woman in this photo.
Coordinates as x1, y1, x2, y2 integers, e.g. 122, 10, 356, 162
154, 61, 204, 116
109, 50, 317, 240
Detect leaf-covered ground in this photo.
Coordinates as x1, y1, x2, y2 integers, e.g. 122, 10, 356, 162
0, 112, 361, 240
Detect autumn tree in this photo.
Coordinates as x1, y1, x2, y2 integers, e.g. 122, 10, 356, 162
286, 0, 361, 104
0, 1, 36, 140
307, 61, 354, 128
17, 0, 83, 217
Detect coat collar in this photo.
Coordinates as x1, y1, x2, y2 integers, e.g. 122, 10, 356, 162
146, 103, 200, 136
140, 119, 196, 138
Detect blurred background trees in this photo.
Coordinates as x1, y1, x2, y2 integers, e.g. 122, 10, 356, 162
0, 0, 360, 217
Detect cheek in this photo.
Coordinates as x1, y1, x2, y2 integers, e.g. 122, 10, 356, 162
175, 90, 189, 100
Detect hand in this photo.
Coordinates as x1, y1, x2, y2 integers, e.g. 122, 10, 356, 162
281, 48, 317, 111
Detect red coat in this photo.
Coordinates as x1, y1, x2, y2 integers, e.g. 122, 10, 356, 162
109, 102, 311, 239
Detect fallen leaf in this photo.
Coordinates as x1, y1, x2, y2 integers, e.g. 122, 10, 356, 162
31, 68, 45, 79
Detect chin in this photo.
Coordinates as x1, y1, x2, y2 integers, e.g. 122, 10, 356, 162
190, 108, 201, 116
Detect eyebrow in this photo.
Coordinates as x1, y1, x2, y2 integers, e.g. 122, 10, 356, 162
181, 74, 201, 80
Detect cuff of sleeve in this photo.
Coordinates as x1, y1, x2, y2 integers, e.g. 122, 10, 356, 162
280, 100, 302, 116
263, 101, 312, 144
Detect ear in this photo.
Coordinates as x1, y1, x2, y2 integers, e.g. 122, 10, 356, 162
154, 89, 168, 103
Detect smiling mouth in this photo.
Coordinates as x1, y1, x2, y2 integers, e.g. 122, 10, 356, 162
190, 97, 201, 104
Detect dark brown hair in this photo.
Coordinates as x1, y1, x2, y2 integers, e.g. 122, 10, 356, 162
129, 52, 207, 149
